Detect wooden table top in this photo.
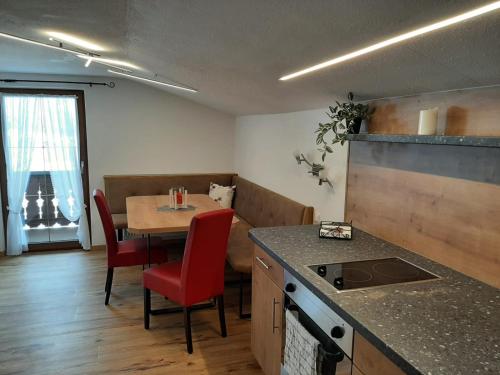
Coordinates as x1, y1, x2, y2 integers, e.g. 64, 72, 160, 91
126, 194, 238, 234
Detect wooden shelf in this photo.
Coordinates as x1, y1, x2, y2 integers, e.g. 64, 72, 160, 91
346, 134, 500, 148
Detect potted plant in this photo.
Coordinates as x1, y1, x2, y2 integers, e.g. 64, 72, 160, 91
315, 92, 372, 161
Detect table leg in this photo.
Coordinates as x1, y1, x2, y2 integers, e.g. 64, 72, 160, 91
147, 233, 151, 268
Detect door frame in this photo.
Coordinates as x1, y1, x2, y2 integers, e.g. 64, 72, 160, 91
0, 88, 91, 251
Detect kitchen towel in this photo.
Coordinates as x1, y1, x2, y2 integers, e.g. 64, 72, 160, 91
284, 309, 320, 375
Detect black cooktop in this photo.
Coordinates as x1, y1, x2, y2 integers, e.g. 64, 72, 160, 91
309, 257, 439, 291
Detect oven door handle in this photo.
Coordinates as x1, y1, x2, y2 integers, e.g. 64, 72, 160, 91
318, 345, 344, 374
284, 298, 298, 312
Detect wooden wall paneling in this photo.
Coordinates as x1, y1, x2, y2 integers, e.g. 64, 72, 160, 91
346, 164, 411, 248
346, 141, 500, 288
368, 86, 500, 136
347, 163, 500, 287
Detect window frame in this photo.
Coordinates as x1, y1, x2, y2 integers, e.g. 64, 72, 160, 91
0, 88, 91, 251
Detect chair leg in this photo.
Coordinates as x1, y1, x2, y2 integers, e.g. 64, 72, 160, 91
183, 307, 193, 354
239, 273, 251, 319
105, 268, 114, 305
217, 295, 227, 338
104, 271, 109, 292
144, 288, 151, 329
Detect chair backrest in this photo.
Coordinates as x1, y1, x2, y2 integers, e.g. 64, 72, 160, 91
93, 189, 118, 258
180, 208, 234, 306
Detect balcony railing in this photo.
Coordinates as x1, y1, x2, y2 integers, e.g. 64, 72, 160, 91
22, 172, 79, 231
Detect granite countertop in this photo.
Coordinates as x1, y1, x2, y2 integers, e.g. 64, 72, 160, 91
249, 225, 500, 375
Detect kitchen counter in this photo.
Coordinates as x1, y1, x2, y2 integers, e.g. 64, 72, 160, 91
249, 225, 500, 375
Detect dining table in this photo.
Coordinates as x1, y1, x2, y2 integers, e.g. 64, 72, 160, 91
126, 193, 239, 266
126, 193, 239, 315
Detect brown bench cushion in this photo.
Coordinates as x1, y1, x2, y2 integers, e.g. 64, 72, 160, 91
231, 176, 313, 228
104, 174, 237, 233
111, 213, 128, 230
227, 216, 254, 274
227, 176, 314, 274
104, 173, 236, 214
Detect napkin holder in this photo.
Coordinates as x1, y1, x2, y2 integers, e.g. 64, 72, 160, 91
319, 221, 352, 240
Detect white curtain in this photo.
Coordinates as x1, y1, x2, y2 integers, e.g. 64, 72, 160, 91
42, 96, 90, 250
1, 94, 91, 254
1, 95, 42, 255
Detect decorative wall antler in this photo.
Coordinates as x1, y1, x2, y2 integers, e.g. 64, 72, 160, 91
293, 152, 333, 188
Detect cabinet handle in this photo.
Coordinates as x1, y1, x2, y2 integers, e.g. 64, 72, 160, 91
272, 298, 280, 333
255, 256, 271, 270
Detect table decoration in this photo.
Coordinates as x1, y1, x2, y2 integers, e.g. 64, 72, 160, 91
169, 186, 188, 209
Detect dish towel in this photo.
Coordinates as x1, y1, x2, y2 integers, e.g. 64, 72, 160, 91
284, 309, 320, 375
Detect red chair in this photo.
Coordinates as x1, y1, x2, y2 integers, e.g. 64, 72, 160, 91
93, 189, 172, 305
143, 208, 234, 354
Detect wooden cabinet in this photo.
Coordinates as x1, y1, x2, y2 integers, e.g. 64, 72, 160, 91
251, 244, 406, 375
353, 332, 405, 375
251, 245, 284, 375
253, 245, 284, 288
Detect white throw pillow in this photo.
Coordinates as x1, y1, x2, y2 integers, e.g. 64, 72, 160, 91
209, 182, 235, 209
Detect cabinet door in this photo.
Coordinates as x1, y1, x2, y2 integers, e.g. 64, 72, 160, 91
353, 333, 405, 375
352, 365, 365, 375
251, 256, 283, 375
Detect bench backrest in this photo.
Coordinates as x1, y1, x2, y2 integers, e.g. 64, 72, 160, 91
231, 176, 313, 227
104, 173, 236, 214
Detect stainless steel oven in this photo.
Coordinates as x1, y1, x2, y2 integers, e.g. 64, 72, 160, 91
282, 270, 353, 375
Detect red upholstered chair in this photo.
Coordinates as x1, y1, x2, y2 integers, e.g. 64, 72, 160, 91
93, 189, 170, 305
143, 208, 234, 354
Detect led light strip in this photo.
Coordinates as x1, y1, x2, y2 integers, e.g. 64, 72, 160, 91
76, 54, 139, 70
0, 31, 83, 55
47, 30, 105, 52
107, 70, 198, 92
0, 33, 140, 72
1, 31, 197, 92
77, 54, 133, 72
0, 31, 137, 71
280, 1, 500, 81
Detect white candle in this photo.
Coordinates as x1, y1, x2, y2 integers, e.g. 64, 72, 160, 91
417, 108, 438, 135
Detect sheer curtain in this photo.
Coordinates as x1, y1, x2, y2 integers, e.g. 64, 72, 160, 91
1, 94, 90, 254
42, 96, 91, 250
1, 95, 41, 255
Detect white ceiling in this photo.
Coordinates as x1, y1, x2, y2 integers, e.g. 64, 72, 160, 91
1, 0, 499, 115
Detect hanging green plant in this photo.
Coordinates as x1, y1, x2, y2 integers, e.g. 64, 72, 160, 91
315, 92, 372, 161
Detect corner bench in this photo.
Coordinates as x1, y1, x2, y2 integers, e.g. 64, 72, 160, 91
103, 173, 314, 317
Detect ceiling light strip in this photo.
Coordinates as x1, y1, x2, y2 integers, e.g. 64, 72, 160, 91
107, 69, 198, 93
280, 1, 500, 81
76, 54, 140, 70
84, 57, 93, 68
47, 31, 105, 51
0, 32, 138, 71
0, 31, 84, 55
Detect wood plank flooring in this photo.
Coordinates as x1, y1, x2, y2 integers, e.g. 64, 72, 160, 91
0, 249, 262, 374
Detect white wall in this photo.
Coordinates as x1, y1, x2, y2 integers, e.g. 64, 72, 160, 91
234, 109, 348, 222
0, 73, 235, 248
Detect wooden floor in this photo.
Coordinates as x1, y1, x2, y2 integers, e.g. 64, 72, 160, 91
0, 249, 263, 375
